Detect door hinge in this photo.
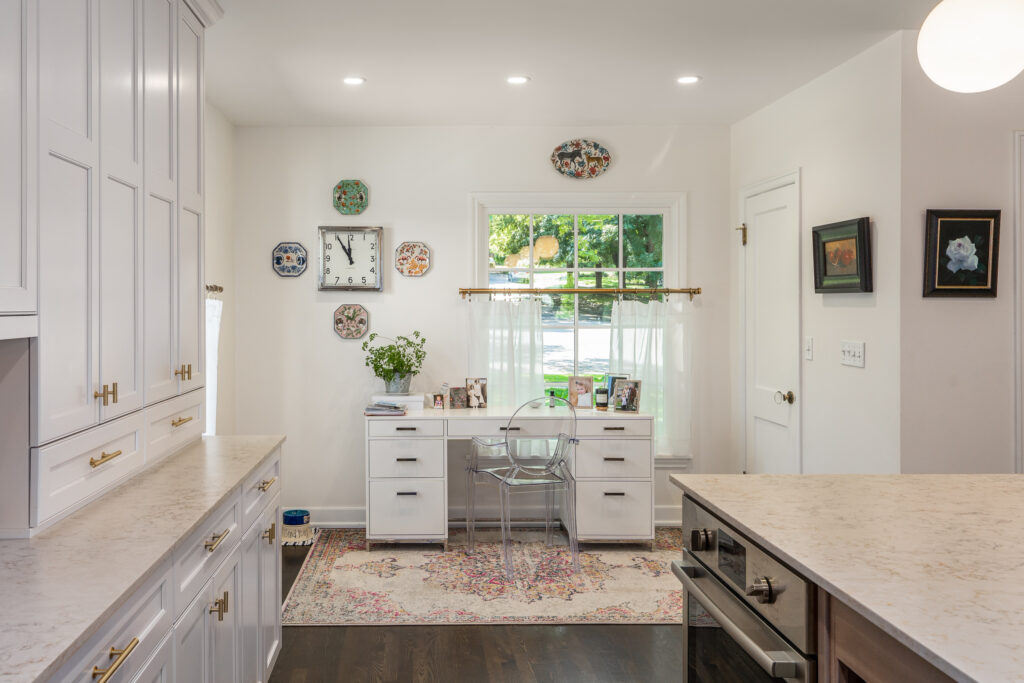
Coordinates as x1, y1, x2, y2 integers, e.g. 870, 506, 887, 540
736, 223, 748, 246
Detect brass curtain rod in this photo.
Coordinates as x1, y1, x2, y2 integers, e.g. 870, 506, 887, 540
458, 287, 702, 301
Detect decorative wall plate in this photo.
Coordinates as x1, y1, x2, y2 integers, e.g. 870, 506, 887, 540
550, 139, 611, 179
334, 304, 369, 339
333, 179, 369, 215
272, 242, 308, 277
395, 241, 431, 277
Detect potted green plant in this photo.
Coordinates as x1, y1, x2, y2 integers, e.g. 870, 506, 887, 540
361, 331, 427, 394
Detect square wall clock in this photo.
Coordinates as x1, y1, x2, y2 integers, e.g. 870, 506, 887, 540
319, 226, 383, 291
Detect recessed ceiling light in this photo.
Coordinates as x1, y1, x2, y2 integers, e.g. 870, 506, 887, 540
676, 75, 702, 85
343, 76, 366, 86
507, 75, 531, 85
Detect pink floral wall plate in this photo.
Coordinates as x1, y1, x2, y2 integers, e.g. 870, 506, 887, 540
395, 242, 431, 277
334, 304, 369, 339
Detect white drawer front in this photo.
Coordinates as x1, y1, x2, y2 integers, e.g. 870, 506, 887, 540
145, 389, 205, 465
575, 481, 652, 539
574, 439, 652, 479
172, 488, 241, 618
446, 418, 564, 438
576, 418, 652, 437
369, 439, 444, 478
242, 448, 281, 530
367, 419, 444, 438
367, 479, 445, 537
50, 558, 173, 683
31, 411, 146, 526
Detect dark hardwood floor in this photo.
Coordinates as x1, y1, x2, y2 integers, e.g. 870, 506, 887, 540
270, 545, 682, 683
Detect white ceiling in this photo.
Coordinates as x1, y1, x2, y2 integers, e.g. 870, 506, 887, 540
206, 0, 938, 127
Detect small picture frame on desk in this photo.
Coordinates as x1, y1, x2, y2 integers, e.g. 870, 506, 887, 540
450, 387, 468, 409
569, 376, 593, 408
466, 378, 487, 408
612, 379, 641, 412
432, 393, 444, 409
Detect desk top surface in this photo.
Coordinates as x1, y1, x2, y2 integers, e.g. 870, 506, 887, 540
366, 406, 653, 420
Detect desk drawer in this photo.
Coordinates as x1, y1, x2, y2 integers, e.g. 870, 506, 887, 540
575, 481, 652, 539
574, 439, 652, 479
172, 488, 241, 618
369, 439, 444, 478
50, 558, 172, 683
242, 448, 281, 530
576, 418, 652, 437
367, 479, 445, 537
145, 389, 205, 465
446, 418, 557, 438
368, 419, 444, 438
31, 411, 146, 526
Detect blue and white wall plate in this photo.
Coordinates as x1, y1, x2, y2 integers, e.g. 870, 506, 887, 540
272, 242, 308, 277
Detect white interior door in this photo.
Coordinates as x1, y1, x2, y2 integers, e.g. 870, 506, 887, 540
743, 178, 801, 473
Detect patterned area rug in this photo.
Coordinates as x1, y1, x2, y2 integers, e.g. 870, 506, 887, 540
282, 528, 683, 626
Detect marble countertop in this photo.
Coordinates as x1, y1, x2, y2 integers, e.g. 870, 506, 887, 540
0, 435, 285, 683
670, 474, 1024, 683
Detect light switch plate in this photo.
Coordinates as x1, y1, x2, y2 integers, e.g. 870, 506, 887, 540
804, 336, 814, 360
840, 340, 865, 368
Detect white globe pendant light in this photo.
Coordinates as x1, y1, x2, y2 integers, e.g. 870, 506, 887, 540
917, 0, 1024, 93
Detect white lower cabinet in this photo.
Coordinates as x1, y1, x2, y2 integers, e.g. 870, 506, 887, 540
133, 631, 175, 683
257, 498, 282, 678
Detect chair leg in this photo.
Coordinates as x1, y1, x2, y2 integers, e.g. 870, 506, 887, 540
465, 468, 476, 554
544, 485, 554, 546
499, 484, 514, 580
565, 478, 580, 574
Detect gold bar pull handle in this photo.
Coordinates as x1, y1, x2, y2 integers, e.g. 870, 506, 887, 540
257, 476, 277, 492
110, 382, 118, 404
93, 384, 110, 406
174, 364, 187, 378
209, 591, 228, 621
204, 528, 231, 553
91, 637, 139, 682
89, 450, 123, 469
187, 364, 192, 380
262, 522, 276, 545
171, 416, 193, 428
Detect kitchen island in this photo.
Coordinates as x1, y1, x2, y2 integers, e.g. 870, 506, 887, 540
671, 474, 1024, 683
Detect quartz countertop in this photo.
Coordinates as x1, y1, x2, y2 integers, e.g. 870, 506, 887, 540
670, 474, 1024, 683
0, 435, 285, 683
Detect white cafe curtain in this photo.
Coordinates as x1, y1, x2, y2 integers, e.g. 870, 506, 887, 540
466, 298, 545, 408
609, 298, 692, 456
204, 298, 223, 435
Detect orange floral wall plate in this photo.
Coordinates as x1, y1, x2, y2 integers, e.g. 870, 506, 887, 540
395, 242, 431, 277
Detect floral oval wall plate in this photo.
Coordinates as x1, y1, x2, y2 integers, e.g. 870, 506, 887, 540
395, 242, 431, 277
333, 179, 369, 215
272, 242, 308, 277
334, 304, 369, 339
550, 139, 611, 179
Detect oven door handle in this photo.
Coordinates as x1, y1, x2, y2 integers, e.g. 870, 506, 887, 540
671, 560, 801, 680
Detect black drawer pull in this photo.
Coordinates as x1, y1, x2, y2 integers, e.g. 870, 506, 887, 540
604, 492, 626, 496
396, 427, 418, 431
499, 427, 521, 431
396, 491, 418, 496
603, 426, 626, 431
603, 457, 626, 462
396, 457, 418, 462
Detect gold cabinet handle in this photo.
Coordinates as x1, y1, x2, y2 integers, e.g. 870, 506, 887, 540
89, 450, 122, 469
171, 416, 193, 428
110, 382, 118, 404
262, 522, 276, 545
203, 528, 231, 552
209, 591, 229, 621
174, 364, 187, 378
257, 476, 277, 492
187, 363, 192, 380
93, 384, 111, 407
91, 637, 139, 682
175, 363, 193, 380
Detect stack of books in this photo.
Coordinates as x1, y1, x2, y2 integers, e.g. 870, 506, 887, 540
363, 401, 407, 416
369, 393, 426, 414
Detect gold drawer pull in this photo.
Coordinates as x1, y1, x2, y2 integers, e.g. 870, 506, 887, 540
262, 522, 276, 545
93, 384, 112, 406
174, 364, 193, 380
257, 476, 277, 492
209, 591, 229, 621
204, 528, 231, 552
91, 637, 139, 682
171, 416, 193, 428
89, 450, 123, 468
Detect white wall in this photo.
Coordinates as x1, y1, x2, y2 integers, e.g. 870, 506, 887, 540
730, 34, 904, 473
229, 124, 731, 525
205, 104, 237, 435
898, 32, 1022, 473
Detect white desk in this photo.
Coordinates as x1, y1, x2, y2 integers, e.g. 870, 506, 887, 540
364, 407, 654, 549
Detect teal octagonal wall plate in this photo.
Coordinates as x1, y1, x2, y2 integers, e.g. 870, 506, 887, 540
333, 179, 369, 215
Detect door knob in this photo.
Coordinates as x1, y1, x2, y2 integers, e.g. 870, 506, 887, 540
773, 390, 795, 405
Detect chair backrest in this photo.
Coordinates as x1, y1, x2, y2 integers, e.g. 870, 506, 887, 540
504, 396, 577, 475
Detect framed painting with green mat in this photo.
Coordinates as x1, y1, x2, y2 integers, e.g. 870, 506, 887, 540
812, 217, 872, 293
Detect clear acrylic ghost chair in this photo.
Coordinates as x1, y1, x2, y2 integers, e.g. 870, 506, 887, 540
465, 396, 580, 579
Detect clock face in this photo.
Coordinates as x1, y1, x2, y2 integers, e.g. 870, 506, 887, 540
318, 226, 383, 291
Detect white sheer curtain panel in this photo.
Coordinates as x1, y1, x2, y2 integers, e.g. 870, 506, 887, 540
609, 298, 692, 456
466, 298, 545, 408
204, 298, 223, 435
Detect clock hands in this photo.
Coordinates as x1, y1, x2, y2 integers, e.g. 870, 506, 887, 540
337, 234, 355, 265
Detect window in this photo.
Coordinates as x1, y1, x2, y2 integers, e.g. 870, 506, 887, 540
486, 212, 666, 397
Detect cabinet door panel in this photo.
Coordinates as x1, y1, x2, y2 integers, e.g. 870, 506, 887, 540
178, 206, 203, 391
143, 0, 175, 196
211, 546, 242, 683
133, 632, 175, 683
178, 4, 202, 208
240, 520, 262, 683
259, 496, 282, 678
99, 0, 140, 175
144, 194, 176, 404
174, 586, 211, 683
39, 0, 91, 143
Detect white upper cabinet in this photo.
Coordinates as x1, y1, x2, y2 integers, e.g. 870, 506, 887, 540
0, 0, 37, 321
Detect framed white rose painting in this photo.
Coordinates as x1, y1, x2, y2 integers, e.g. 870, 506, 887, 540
923, 209, 1000, 297
812, 217, 872, 293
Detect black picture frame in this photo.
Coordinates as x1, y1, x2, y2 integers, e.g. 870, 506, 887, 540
812, 217, 872, 293
923, 209, 1000, 298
